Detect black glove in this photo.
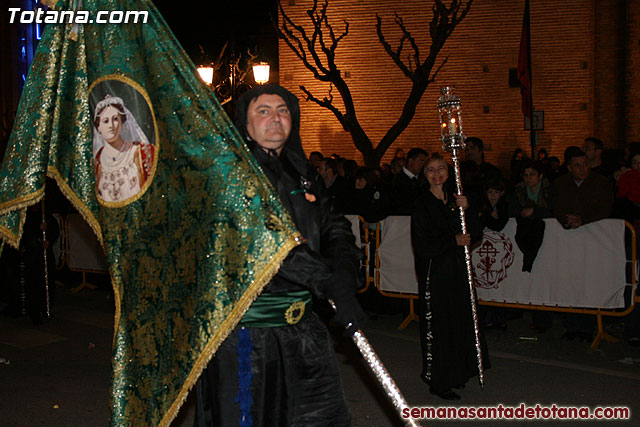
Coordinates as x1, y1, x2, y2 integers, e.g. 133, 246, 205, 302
325, 267, 367, 334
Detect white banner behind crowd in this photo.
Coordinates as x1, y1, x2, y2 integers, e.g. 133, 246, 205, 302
375, 217, 627, 309
378, 216, 419, 294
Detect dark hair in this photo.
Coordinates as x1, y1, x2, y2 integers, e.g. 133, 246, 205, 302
520, 159, 544, 176
511, 148, 523, 161
585, 137, 603, 151
322, 158, 338, 174
93, 102, 127, 129
343, 159, 358, 178
563, 146, 587, 164
425, 152, 446, 166
407, 147, 428, 160
537, 148, 548, 160
485, 178, 505, 192
465, 137, 484, 152
309, 151, 323, 159
354, 166, 382, 187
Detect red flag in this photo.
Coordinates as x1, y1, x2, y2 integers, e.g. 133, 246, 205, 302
517, 0, 532, 119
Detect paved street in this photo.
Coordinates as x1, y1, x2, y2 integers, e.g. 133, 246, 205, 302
1, 281, 638, 426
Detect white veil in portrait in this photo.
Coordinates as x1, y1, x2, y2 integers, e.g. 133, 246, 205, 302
92, 94, 150, 158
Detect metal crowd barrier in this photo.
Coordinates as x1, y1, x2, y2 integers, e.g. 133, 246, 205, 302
348, 215, 639, 350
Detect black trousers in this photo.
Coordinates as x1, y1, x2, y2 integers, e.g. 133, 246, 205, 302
194, 313, 350, 427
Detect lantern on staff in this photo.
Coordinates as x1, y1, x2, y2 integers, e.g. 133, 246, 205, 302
435, 85, 485, 388
437, 86, 466, 153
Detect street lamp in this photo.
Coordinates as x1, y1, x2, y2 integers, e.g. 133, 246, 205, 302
196, 65, 214, 85
197, 54, 270, 118
252, 62, 270, 85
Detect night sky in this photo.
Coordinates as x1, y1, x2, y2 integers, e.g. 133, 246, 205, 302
154, 1, 279, 70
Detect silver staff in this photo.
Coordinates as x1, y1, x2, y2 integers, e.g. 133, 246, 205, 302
436, 86, 484, 388
329, 300, 419, 427
40, 199, 51, 319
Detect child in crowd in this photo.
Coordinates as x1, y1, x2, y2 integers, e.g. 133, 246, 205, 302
478, 179, 509, 330
479, 179, 509, 232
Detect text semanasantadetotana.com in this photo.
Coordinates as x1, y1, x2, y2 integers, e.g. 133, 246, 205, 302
402, 403, 630, 420
8, 8, 148, 24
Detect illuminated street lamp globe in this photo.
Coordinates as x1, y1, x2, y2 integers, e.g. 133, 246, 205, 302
252, 62, 270, 85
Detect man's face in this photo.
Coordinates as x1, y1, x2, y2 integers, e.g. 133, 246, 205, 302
317, 160, 331, 179
568, 155, 590, 181
246, 94, 292, 154
465, 143, 482, 164
407, 154, 427, 175
309, 153, 322, 168
582, 140, 597, 161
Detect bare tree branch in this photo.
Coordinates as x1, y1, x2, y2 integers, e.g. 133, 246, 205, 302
394, 13, 421, 71
276, 0, 474, 166
299, 85, 346, 128
429, 56, 449, 84
376, 14, 412, 79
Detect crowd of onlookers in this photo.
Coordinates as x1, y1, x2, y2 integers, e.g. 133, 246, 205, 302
309, 136, 640, 346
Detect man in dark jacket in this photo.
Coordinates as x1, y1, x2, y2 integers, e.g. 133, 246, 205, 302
194, 85, 365, 427
552, 146, 613, 229
389, 147, 428, 215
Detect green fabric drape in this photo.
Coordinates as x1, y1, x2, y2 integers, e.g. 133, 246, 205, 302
0, 1, 300, 425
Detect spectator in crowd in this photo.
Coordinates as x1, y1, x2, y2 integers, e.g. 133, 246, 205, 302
317, 157, 350, 212
537, 148, 548, 163
477, 179, 509, 331
389, 157, 405, 176
389, 147, 428, 215
394, 147, 405, 159
612, 150, 640, 344
461, 137, 504, 208
508, 160, 553, 330
546, 156, 561, 183
343, 159, 359, 185
509, 148, 526, 189
308, 151, 323, 169
582, 137, 612, 178
552, 146, 613, 230
479, 179, 509, 232
613, 142, 640, 181
509, 160, 553, 220
343, 166, 389, 223
411, 153, 486, 401
613, 151, 640, 222
552, 146, 613, 342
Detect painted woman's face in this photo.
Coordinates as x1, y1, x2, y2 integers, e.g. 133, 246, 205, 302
632, 154, 640, 171
425, 159, 448, 187
97, 105, 123, 145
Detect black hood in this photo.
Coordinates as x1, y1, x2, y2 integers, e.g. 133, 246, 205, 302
235, 84, 308, 178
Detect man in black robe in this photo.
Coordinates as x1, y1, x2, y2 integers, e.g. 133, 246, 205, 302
194, 85, 365, 426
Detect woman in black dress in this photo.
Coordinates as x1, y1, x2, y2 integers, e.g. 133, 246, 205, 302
411, 153, 485, 400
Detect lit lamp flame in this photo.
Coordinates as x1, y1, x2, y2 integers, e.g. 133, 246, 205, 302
252, 62, 270, 85
437, 86, 466, 152
197, 66, 214, 85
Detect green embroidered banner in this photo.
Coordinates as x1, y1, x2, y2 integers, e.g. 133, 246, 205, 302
0, 1, 299, 425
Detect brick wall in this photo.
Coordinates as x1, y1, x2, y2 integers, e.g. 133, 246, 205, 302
279, 0, 628, 171
627, 1, 640, 143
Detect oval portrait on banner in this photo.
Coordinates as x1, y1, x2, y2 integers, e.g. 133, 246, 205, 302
89, 75, 158, 207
